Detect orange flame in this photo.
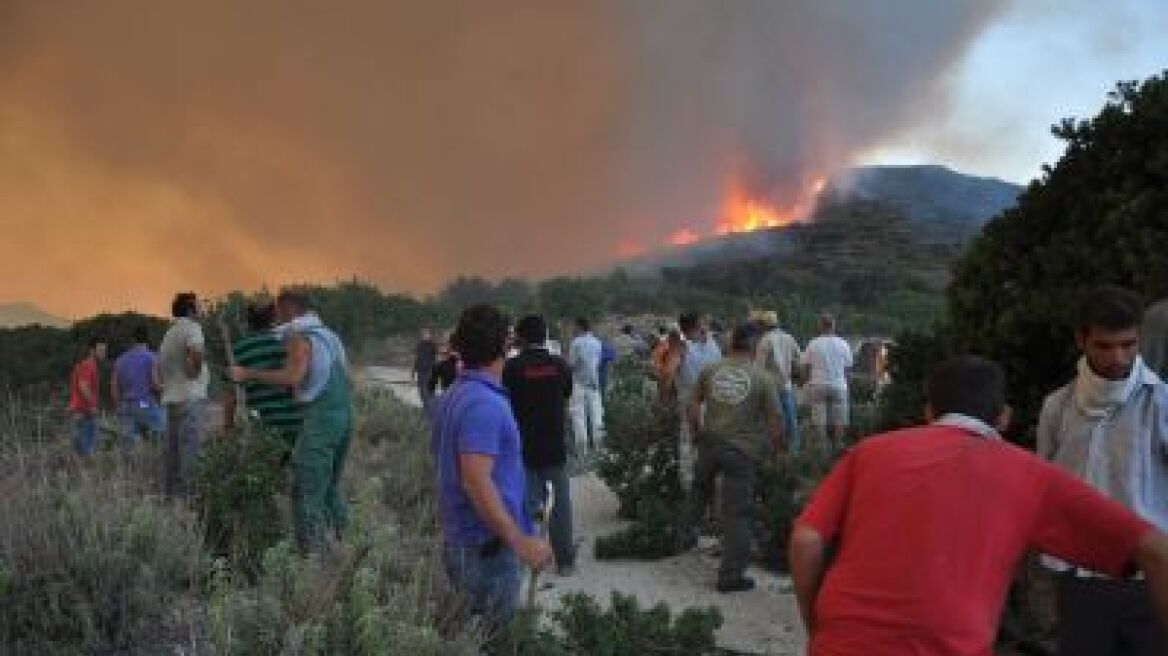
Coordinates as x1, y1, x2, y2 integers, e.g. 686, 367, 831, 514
716, 175, 826, 236
668, 227, 701, 247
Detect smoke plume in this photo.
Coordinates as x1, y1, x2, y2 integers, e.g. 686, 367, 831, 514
0, 1, 1007, 316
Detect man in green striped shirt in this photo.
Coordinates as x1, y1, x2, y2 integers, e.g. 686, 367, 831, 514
224, 302, 303, 445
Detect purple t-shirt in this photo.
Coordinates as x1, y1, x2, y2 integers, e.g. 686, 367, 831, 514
432, 369, 533, 547
114, 345, 157, 404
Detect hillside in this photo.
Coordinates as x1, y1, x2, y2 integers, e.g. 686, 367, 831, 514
0, 303, 68, 328
626, 164, 1021, 274
827, 164, 1022, 243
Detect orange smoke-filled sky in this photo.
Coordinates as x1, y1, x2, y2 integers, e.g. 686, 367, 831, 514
1, 0, 1164, 318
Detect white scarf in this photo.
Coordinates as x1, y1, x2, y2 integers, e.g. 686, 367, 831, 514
1073, 356, 1147, 418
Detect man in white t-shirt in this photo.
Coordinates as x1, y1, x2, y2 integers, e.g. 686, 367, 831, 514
800, 313, 853, 451
157, 291, 210, 498
568, 317, 605, 453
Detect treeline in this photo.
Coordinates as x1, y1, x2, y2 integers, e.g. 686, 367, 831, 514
1, 198, 960, 395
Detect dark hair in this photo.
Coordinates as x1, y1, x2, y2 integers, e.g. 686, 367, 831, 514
517, 314, 548, 346
452, 304, 510, 369
1077, 285, 1143, 334
731, 323, 758, 352
621, 324, 635, 335
926, 356, 1007, 426
171, 292, 198, 318
276, 287, 312, 313
247, 302, 277, 331
679, 312, 700, 334
575, 317, 591, 332
132, 325, 150, 344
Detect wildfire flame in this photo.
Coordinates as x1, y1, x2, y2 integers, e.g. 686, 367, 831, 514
613, 173, 828, 258
716, 175, 826, 236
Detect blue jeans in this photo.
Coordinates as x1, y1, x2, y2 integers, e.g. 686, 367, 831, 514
119, 400, 165, 449
443, 542, 522, 628
72, 413, 98, 456
778, 389, 800, 453
525, 465, 575, 568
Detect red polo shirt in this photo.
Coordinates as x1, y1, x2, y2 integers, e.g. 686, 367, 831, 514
798, 421, 1153, 656
68, 356, 100, 414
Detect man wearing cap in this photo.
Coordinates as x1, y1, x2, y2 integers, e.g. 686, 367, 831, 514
756, 310, 801, 452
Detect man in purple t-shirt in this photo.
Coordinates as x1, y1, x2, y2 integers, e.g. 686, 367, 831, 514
112, 326, 164, 448
432, 305, 552, 626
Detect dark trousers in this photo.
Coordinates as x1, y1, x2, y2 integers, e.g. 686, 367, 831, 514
417, 373, 434, 413
1057, 574, 1165, 656
525, 465, 575, 568
688, 439, 757, 584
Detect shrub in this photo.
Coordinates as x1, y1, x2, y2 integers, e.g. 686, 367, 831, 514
502, 592, 723, 656
594, 360, 687, 560
0, 457, 207, 654
756, 450, 838, 571
194, 427, 290, 579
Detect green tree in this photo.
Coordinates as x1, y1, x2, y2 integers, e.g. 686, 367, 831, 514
884, 72, 1168, 444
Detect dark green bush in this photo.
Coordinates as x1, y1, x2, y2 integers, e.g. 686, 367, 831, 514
503, 592, 723, 656
195, 427, 290, 579
595, 361, 687, 560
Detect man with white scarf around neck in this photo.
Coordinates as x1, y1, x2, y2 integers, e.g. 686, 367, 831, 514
1038, 285, 1168, 656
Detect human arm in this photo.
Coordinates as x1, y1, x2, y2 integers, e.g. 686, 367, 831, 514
230, 334, 310, 387
185, 327, 206, 380
790, 523, 829, 635
459, 453, 552, 570
788, 453, 856, 638
688, 367, 710, 441
110, 370, 120, 406
1030, 461, 1159, 579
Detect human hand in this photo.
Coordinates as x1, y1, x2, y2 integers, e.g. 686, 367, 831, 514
227, 366, 248, 383
513, 536, 554, 571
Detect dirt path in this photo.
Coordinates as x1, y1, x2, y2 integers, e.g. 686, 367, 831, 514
364, 365, 807, 655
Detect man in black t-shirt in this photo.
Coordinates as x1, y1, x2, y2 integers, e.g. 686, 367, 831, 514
503, 314, 577, 576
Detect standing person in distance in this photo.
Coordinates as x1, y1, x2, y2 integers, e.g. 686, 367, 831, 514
568, 317, 605, 453
676, 312, 723, 486
755, 310, 803, 453
1038, 286, 1168, 656
801, 313, 853, 452
223, 301, 303, 449
413, 327, 438, 413
431, 305, 553, 627
158, 292, 210, 498
112, 326, 164, 450
503, 314, 577, 576
69, 336, 108, 457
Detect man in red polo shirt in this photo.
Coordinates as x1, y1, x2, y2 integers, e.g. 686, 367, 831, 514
69, 336, 107, 456
790, 356, 1168, 656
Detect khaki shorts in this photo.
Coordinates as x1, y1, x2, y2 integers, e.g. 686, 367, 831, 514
809, 385, 849, 429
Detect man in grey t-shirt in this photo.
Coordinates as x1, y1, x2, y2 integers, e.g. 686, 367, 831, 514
158, 291, 209, 498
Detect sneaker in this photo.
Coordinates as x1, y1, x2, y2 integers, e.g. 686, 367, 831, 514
715, 577, 756, 593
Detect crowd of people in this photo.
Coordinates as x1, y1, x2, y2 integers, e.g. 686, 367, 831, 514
66, 289, 355, 557
423, 286, 1168, 655
64, 284, 1168, 654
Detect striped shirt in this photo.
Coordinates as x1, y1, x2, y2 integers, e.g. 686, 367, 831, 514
234, 331, 302, 439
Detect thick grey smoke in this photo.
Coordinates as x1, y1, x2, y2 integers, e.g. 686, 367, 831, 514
0, 1, 1007, 315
